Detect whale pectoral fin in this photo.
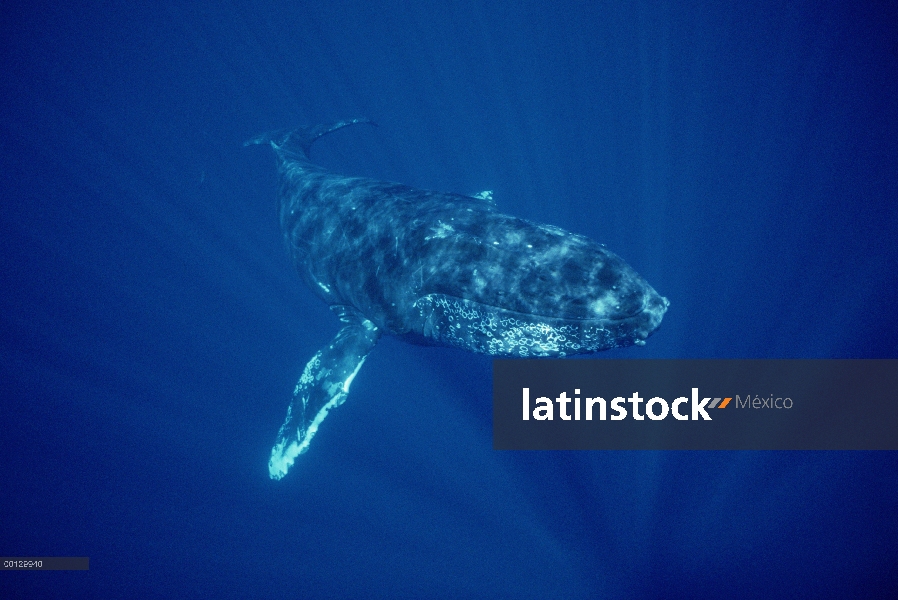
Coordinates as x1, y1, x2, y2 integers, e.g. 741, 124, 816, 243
268, 306, 380, 480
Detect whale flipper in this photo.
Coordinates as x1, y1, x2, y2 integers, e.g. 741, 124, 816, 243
268, 306, 380, 480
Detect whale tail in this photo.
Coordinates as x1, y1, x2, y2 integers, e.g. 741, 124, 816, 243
244, 118, 377, 161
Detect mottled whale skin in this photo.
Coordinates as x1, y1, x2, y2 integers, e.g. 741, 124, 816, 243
247, 119, 668, 479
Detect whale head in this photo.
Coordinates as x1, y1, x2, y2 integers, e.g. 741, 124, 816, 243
412, 216, 669, 357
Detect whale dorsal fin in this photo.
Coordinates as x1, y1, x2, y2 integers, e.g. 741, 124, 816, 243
469, 190, 495, 204
268, 305, 380, 480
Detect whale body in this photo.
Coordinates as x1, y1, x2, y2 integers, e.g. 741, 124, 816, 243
247, 119, 668, 479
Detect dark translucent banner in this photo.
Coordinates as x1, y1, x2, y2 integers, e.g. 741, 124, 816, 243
493, 360, 898, 450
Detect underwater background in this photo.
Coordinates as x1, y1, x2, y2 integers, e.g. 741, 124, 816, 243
2, 0, 896, 597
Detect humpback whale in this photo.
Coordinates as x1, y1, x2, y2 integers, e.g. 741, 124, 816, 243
247, 119, 669, 480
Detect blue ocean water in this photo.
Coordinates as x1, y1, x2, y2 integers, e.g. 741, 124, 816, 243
1, 0, 896, 597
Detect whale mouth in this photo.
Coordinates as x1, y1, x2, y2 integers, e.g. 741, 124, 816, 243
414, 291, 668, 358
505, 282, 670, 334
626, 292, 670, 344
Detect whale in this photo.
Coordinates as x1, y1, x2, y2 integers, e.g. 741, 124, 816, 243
246, 119, 669, 480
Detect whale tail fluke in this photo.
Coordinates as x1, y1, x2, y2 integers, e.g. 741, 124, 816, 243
244, 118, 377, 161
